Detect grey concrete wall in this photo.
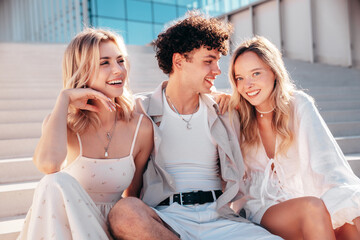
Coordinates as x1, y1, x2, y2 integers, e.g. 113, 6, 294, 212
350, 0, 360, 68
312, 0, 352, 66
230, 9, 253, 46
0, 0, 88, 43
253, 0, 281, 49
224, 0, 360, 69
281, 0, 313, 62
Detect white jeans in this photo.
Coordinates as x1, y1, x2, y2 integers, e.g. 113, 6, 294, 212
154, 202, 283, 240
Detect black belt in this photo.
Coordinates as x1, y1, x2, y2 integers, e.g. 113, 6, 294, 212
158, 190, 222, 206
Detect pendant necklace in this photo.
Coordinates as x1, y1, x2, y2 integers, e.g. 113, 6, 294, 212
255, 107, 275, 118
96, 112, 117, 157
166, 95, 199, 130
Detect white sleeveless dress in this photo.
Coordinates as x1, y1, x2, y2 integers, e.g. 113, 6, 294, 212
17, 115, 144, 240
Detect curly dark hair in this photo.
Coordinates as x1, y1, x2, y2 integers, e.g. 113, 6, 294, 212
154, 11, 233, 75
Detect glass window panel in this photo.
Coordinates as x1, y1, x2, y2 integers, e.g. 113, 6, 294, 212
96, 18, 127, 32
96, 0, 126, 18
230, 0, 241, 9
177, 0, 197, 7
202, 0, 225, 16
95, 17, 128, 42
127, 0, 152, 22
153, 0, 176, 4
153, 23, 164, 38
153, 3, 176, 24
128, 21, 153, 45
90, 0, 97, 15
177, 6, 188, 17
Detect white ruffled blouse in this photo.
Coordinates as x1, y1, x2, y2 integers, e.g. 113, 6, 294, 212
242, 91, 360, 229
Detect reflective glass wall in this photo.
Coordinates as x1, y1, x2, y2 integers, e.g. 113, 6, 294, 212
200, 0, 260, 16
0, 0, 89, 43
89, 0, 260, 45
0, 0, 259, 44
90, 0, 202, 45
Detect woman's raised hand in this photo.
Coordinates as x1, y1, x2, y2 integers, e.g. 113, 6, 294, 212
62, 88, 116, 112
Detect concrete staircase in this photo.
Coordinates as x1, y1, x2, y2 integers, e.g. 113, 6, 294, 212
0, 43, 359, 239
286, 59, 360, 174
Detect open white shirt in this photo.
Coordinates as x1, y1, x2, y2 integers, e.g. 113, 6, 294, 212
242, 91, 360, 228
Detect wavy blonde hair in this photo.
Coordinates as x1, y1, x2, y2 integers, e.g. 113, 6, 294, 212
63, 28, 134, 133
229, 36, 295, 157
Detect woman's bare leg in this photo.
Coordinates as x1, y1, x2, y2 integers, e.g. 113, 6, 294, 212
260, 197, 335, 240
334, 217, 360, 240
354, 217, 360, 235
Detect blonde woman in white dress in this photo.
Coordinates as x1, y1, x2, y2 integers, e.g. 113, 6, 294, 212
18, 28, 153, 239
229, 36, 360, 239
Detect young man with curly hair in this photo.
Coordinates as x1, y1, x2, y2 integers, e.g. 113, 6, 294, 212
108, 12, 281, 240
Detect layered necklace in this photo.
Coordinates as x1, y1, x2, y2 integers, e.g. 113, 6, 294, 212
96, 112, 117, 157
255, 107, 275, 118
166, 95, 199, 130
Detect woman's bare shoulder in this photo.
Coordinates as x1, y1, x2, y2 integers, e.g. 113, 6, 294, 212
133, 112, 153, 140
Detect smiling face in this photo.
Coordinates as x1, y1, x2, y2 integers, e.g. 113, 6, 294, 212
87, 40, 127, 98
234, 51, 276, 111
180, 46, 222, 94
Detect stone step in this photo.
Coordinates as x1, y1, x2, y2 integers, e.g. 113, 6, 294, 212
0, 109, 50, 123
327, 121, 360, 137
0, 70, 61, 80
336, 136, 360, 155
0, 72, 61, 80
0, 43, 359, 240
347, 153, 360, 177
126, 45, 155, 54
320, 110, 360, 122
0, 157, 44, 184
0, 82, 61, 87
0, 138, 39, 160
0, 88, 60, 99
0, 215, 24, 240
311, 93, 360, 101
305, 87, 360, 95
0, 122, 42, 140
286, 59, 360, 87
0, 181, 37, 218
316, 100, 360, 111
0, 98, 56, 111
0, 153, 358, 215
1, 153, 359, 240
294, 77, 360, 87
0, 125, 356, 160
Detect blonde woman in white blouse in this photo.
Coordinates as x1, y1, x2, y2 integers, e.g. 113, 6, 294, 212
229, 36, 360, 239
18, 28, 153, 239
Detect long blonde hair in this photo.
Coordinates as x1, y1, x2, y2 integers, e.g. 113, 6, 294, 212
229, 36, 295, 157
62, 28, 134, 133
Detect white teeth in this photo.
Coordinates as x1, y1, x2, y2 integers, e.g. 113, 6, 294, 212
107, 80, 123, 85
205, 78, 214, 83
247, 90, 260, 96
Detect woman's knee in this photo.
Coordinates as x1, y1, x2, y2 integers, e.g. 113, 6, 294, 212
299, 197, 332, 227
302, 197, 328, 215
38, 172, 74, 188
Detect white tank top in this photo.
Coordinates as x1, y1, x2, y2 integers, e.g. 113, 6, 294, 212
61, 115, 143, 206
159, 91, 221, 192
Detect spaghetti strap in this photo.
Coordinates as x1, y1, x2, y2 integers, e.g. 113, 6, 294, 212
76, 133, 83, 156
129, 114, 144, 156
